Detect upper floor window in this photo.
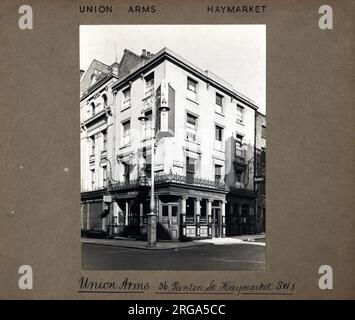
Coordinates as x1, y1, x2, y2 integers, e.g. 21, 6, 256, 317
261, 125, 266, 139
215, 93, 224, 114
187, 77, 198, 102
122, 87, 131, 109
186, 113, 198, 142
215, 125, 223, 150
102, 94, 108, 107
144, 73, 154, 97
235, 134, 244, 157
237, 105, 244, 123
102, 130, 107, 150
90, 136, 95, 155
91, 102, 96, 116
123, 162, 130, 183
91, 169, 95, 189
122, 120, 131, 146
236, 171, 243, 184
214, 164, 223, 182
186, 156, 197, 182
102, 166, 107, 187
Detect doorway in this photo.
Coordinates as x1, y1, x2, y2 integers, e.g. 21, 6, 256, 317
212, 207, 220, 238
160, 203, 179, 240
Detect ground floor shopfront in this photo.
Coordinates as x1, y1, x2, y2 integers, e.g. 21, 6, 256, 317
81, 177, 263, 240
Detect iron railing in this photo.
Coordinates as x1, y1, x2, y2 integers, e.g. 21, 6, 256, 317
154, 172, 228, 190
109, 173, 228, 191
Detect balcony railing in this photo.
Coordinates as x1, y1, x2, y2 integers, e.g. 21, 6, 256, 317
109, 173, 229, 191
155, 173, 228, 190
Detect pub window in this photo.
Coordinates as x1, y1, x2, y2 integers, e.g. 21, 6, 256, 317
90, 102, 96, 116
123, 163, 130, 183
261, 125, 266, 139
102, 130, 107, 150
187, 77, 198, 101
122, 87, 131, 109
91, 169, 95, 189
215, 125, 223, 150
214, 164, 223, 182
122, 120, 131, 146
90, 136, 95, 155
215, 93, 224, 114
144, 72, 154, 97
186, 113, 198, 142
237, 105, 244, 123
235, 134, 243, 157
236, 171, 244, 186
102, 94, 108, 107
102, 166, 107, 187
186, 156, 196, 182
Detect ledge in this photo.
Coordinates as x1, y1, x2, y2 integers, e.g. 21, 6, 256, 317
186, 97, 199, 105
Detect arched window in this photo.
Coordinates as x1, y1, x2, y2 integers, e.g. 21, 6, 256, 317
102, 94, 108, 107
91, 102, 95, 116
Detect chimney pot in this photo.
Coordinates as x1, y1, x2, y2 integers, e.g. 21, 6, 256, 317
147, 51, 151, 58
141, 49, 147, 57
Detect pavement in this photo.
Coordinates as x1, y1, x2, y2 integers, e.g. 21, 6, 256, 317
81, 233, 265, 250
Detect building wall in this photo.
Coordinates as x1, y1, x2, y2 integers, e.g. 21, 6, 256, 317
81, 58, 258, 192
164, 60, 256, 188
80, 77, 116, 192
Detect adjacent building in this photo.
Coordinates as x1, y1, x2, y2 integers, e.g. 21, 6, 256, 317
80, 47, 266, 240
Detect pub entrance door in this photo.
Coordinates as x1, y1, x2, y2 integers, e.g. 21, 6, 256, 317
160, 203, 179, 240
212, 207, 220, 238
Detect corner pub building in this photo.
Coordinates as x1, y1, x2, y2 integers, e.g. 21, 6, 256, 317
80, 47, 266, 241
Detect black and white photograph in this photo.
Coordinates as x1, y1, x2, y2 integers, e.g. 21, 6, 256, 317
80, 25, 266, 271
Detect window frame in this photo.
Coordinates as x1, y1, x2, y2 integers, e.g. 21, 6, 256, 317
144, 72, 154, 97
102, 130, 107, 150
122, 87, 131, 110
122, 120, 131, 146
215, 93, 224, 114
235, 134, 244, 157
236, 104, 244, 123
186, 113, 198, 142
214, 164, 223, 182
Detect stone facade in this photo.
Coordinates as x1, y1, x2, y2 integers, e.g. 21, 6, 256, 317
80, 47, 265, 240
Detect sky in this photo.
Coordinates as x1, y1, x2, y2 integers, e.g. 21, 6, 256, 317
80, 25, 266, 114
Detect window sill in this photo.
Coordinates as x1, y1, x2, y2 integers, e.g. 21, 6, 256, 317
119, 143, 131, 150
142, 93, 154, 101
215, 111, 225, 117
185, 138, 200, 146
141, 137, 153, 142
236, 121, 245, 126
121, 105, 131, 112
186, 97, 199, 105
214, 148, 225, 153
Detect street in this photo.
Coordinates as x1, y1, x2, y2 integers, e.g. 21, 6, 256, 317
82, 242, 265, 271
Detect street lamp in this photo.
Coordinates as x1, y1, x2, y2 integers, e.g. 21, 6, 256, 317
138, 89, 170, 247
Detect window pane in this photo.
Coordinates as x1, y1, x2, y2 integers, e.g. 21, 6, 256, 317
215, 126, 223, 141
172, 206, 178, 217
216, 93, 223, 106
187, 78, 197, 92
187, 114, 197, 126
162, 206, 169, 217
186, 157, 196, 173
237, 105, 244, 122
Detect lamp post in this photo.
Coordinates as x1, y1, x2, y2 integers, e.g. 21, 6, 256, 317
138, 87, 170, 247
